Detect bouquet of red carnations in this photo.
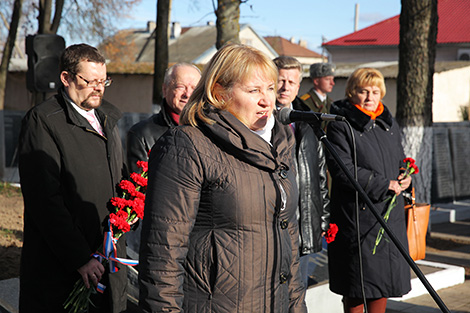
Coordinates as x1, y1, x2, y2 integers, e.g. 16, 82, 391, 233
372, 157, 419, 254
64, 160, 148, 313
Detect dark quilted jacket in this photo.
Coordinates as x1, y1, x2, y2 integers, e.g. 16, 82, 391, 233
138, 107, 307, 313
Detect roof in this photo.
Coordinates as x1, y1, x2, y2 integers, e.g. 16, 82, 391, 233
332, 61, 470, 78
324, 0, 470, 47
264, 36, 323, 58
134, 24, 278, 64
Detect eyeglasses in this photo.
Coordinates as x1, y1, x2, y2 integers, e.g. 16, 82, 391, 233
70, 72, 112, 88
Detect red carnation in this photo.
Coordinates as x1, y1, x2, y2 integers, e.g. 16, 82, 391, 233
119, 180, 136, 194
403, 157, 415, 165
325, 223, 339, 244
131, 198, 145, 219
131, 172, 148, 188
109, 212, 131, 233
137, 160, 148, 173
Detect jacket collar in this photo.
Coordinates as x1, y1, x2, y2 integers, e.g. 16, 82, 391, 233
156, 98, 178, 127
199, 105, 294, 171
59, 88, 122, 133
330, 99, 393, 131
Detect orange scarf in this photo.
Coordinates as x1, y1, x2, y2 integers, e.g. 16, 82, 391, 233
354, 102, 384, 120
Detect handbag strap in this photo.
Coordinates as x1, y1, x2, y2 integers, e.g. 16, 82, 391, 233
410, 187, 416, 206
410, 187, 417, 221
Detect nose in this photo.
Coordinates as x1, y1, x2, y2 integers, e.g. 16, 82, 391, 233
93, 84, 104, 92
260, 91, 274, 107
182, 86, 193, 98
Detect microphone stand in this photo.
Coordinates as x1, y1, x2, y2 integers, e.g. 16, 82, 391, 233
309, 119, 451, 313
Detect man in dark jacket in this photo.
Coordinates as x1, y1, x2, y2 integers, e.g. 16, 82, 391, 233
273, 56, 330, 288
126, 63, 201, 174
125, 63, 200, 298
125, 62, 200, 256
18, 43, 127, 313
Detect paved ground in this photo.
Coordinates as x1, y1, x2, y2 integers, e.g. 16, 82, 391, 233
386, 218, 470, 313
1, 210, 469, 313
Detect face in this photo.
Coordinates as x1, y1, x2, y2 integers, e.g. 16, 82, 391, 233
276, 68, 301, 108
61, 61, 107, 111
226, 70, 276, 131
163, 66, 201, 114
313, 75, 335, 96
350, 85, 382, 111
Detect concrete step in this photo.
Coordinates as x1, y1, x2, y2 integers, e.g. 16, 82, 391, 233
305, 260, 466, 313
431, 200, 470, 224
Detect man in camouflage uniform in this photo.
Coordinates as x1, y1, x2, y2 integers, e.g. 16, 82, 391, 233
300, 63, 336, 129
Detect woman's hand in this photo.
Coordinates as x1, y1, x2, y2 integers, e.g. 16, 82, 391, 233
388, 180, 403, 195
398, 173, 412, 190
389, 174, 412, 195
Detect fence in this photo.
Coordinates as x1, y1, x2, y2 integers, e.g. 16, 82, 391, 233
3, 111, 470, 204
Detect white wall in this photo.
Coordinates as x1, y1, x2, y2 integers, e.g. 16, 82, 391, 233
300, 64, 470, 123
240, 28, 277, 59
433, 66, 470, 122
327, 46, 465, 63
299, 77, 398, 116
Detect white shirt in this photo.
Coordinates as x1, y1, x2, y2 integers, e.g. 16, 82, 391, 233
252, 113, 275, 145
313, 89, 327, 103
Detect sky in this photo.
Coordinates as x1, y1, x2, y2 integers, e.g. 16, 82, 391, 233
119, 0, 402, 53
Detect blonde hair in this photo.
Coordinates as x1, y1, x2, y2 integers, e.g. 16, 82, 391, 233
345, 68, 386, 100
180, 44, 278, 126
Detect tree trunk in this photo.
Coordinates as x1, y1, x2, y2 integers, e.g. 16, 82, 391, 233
397, 0, 438, 203
38, 0, 52, 34
0, 0, 23, 180
216, 0, 241, 49
153, 0, 171, 107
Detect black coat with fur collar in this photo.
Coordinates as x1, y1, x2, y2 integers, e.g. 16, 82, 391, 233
325, 99, 411, 298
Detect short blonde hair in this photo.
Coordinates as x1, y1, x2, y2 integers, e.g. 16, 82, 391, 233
180, 44, 278, 126
345, 68, 386, 100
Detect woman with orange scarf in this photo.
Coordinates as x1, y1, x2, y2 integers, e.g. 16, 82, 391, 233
325, 68, 412, 313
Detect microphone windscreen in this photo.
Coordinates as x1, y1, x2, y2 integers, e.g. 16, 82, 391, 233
278, 107, 292, 125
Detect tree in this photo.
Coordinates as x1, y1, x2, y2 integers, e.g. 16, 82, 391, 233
0, 0, 23, 111
153, 0, 172, 106
0, 0, 142, 180
396, 0, 438, 203
215, 0, 243, 49
0, 0, 22, 181
38, 0, 63, 34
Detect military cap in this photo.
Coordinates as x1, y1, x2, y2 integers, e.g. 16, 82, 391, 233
309, 63, 336, 78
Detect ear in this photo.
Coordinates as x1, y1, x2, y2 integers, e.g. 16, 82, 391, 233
312, 77, 320, 87
213, 83, 227, 102
60, 71, 71, 87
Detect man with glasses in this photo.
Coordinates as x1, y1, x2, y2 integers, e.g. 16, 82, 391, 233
18, 43, 127, 312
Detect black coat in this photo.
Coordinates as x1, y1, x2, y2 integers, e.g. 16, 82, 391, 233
125, 100, 178, 258
126, 99, 177, 174
326, 99, 411, 298
291, 98, 330, 255
139, 108, 307, 313
18, 90, 128, 312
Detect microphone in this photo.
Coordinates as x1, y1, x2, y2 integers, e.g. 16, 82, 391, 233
278, 107, 346, 125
